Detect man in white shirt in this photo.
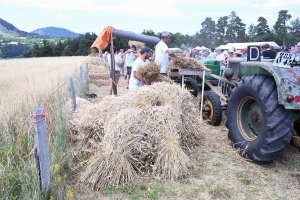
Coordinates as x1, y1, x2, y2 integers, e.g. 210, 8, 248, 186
128, 47, 151, 92
154, 31, 176, 76
124, 45, 136, 88
108, 46, 121, 95
216, 48, 226, 71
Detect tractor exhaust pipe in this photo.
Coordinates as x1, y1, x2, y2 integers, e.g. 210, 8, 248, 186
112, 29, 160, 45
290, 136, 300, 151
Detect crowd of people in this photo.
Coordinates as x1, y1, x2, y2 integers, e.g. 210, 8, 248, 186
102, 34, 300, 95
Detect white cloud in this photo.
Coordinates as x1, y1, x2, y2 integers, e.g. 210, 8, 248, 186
253, 0, 300, 8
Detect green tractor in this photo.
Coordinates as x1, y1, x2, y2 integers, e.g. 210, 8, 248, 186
224, 48, 300, 164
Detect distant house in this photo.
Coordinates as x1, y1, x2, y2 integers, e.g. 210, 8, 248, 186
8, 41, 18, 45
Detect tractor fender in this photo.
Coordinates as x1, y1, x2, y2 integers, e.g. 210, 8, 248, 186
239, 61, 300, 110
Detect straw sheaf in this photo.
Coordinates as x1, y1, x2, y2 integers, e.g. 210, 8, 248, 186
170, 57, 209, 70
68, 82, 206, 189
152, 74, 174, 84
137, 62, 160, 83
128, 40, 145, 50
86, 57, 110, 87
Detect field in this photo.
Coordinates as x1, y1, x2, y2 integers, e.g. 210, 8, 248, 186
1, 57, 300, 199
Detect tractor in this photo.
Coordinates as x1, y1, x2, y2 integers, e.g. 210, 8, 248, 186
223, 46, 300, 164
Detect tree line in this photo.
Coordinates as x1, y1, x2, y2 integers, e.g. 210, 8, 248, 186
1, 9, 299, 59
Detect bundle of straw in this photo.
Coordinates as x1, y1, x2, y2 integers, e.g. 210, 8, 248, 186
170, 57, 209, 70
137, 62, 160, 83
128, 40, 145, 50
68, 82, 207, 190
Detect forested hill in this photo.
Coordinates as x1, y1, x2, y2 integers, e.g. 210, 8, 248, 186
0, 18, 29, 36
31, 27, 79, 38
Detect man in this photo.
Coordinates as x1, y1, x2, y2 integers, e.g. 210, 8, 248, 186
118, 49, 125, 76
216, 48, 226, 70
261, 43, 276, 59
154, 31, 176, 76
289, 44, 296, 53
280, 45, 289, 53
124, 45, 136, 88
108, 46, 121, 95
241, 48, 248, 58
128, 47, 151, 92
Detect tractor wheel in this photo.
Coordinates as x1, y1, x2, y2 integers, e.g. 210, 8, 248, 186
201, 91, 222, 126
226, 75, 297, 164
185, 77, 198, 97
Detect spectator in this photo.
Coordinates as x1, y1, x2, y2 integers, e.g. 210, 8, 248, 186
215, 48, 226, 70
208, 48, 217, 59
128, 47, 151, 92
280, 45, 289, 53
118, 49, 125, 76
108, 46, 121, 95
224, 47, 235, 66
241, 48, 248, 58
261, 43, 276, 59
154, 31, 176, 76
124, 45, 137, 89
234, 50, 243, 57
289, 44, 296, 53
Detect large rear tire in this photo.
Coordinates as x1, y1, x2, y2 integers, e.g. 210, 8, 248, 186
201, 91, 222, 126
226, 75, 297, 164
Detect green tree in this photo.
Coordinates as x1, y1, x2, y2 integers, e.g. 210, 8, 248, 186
225, 11, 246, 43
62, 45, 73, 56
273, 10, 292, 45
31, 43, 40, 57
247, 24, 257, 41
199, 17, 216, 48
288, 17, 300, 44
53, 40, 64, 56
254, 17, 271, 41
215, 16, 228, 45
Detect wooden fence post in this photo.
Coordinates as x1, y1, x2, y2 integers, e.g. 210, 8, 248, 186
80, 66, 86, 95
33, 108, 50, 192
70, 78, 76, 111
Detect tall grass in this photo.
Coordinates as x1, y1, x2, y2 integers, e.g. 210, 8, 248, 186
0, 56, 88, 199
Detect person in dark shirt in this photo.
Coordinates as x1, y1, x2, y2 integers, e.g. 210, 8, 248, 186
261, 43, 277, 59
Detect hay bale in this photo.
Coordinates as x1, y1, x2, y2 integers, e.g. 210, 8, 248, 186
170, 57, 209, 70
69, 82, 207, 189
137, 62, 160, 83
152, 74, 174, 84
128, 40, 145, 50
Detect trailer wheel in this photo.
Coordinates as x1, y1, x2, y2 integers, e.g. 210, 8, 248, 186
227, 75, 297, 164
185, 77, 198, 97
201, 91, 222, 126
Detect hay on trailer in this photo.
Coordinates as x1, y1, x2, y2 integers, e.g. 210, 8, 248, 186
128, 40, 145, 50
170, 57, 209, 70
137, 62, 160, 83
152, 74, 174, 84
68, 82, 207, 189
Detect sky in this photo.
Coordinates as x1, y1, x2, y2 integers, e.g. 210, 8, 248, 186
0, 0, 299, 36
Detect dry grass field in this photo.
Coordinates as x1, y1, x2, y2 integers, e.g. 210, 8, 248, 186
0, 56, 88, 139
66, 63, 300, 200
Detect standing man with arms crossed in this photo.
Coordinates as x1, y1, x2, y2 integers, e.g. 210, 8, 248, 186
154, 31, 176, 76
128, 47, 151, 92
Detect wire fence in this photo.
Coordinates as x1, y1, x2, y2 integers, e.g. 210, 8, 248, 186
0, 62, 89, 200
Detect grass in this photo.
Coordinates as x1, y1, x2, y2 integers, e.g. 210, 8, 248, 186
68, 72, 300, 200
0, 56, 88, 199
